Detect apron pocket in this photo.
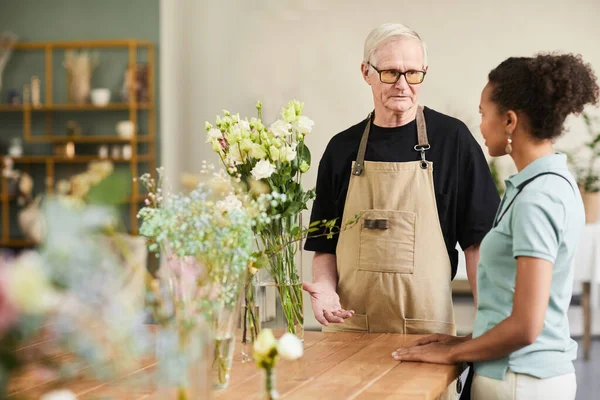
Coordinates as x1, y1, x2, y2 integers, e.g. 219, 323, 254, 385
357, 209, 416, 274
404, 318, 456, 335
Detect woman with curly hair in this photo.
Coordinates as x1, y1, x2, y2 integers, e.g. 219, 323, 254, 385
391, 53, 599, 399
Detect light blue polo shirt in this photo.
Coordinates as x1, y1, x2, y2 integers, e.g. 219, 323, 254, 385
473, 153, 584, 380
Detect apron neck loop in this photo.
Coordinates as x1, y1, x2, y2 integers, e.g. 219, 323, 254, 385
414, 106, 430, 169
353, 106, 430, 176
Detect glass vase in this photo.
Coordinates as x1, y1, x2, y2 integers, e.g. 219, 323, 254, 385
211, 295, 243, 389
255, 213, 304, 341
155, 319, 212, 400
240, 290, 261, 363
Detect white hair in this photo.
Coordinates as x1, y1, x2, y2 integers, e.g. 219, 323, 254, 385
363, 23, 428, 68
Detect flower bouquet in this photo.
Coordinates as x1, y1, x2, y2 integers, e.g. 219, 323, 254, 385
138, 167, 267, 393
206, 100, 359, 344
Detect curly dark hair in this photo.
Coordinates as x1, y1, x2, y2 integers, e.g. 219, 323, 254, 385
488, 53, 599, 140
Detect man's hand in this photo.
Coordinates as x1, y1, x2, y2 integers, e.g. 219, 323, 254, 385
302, 281, 354, 326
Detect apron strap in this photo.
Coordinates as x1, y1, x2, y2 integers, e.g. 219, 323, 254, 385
353, 105, 429, 176
352, 111, 372, 176
493, 171, 574, 227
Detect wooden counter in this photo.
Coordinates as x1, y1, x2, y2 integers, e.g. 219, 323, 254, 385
9, 331, 460, 399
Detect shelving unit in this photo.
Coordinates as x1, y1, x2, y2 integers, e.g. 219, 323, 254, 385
0, 39, 156, 247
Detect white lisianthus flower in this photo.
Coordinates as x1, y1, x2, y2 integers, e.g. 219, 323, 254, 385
277, 333, 303, 360
215, 195, 243, 213
295, 116, 314, 135
269, 145, 280, 161
251, 160, 276, 180
206, 128, 222, 143
248, 143, 267, 159
279, 145, 297, 162
40, 390, 78, 400
240, 138, 254, 152
238, 120, 251, 131
270, 120, 291, 137
253, 328, 278, 358
6, 252, 58, 314
211, 140, 223, 153
226, 146, 244, 165
228, 126, 243, 144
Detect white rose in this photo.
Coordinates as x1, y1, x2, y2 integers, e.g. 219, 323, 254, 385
206, 128, 222, 143
248, 143, 267, 159
215, 195, 243, 213
270, 120, 291, 137
41, 390, 77, 400
253, 328, 278, 358
251, 159, 276, 180
277, 333, 303, 360
295, 116, 314, 135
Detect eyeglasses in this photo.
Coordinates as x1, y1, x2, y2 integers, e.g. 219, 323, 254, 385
368, 63, 426, 85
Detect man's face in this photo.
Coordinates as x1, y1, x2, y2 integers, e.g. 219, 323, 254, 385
362, 38, 426, 114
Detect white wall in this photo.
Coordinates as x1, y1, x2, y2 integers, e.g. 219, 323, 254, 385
161, 0, 600, 329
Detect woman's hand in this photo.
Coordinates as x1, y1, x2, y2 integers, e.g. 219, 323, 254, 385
392, 342, 456, 364
409, 333, 470, 348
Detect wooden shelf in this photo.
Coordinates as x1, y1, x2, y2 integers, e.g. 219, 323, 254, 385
0, 239, 36, 248
1, 38, 156, 242
25, 135, 152, 144
1, 155, 152, 164
0, 103, 151, 112
13, 39, 153, 50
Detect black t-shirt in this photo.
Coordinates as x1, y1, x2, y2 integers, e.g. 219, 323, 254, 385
304, 106, 500, 279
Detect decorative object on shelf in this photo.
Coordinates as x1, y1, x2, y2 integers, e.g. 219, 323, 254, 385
206, 100, 359, 342
31, 75, 41, 107
98, 144, 109, 159
8, 137, 23, 157
122, 144, 132, 160
253, 329, 303, 400
7, 88, 20, 105
564, 113, 600, 223
116, 120, 135, 139
65, 141, 75, 158
111, 145, 122, 159
64, 50, 98, 104
53, 143, 68, 156
17, 160, 115, 242
91, 88, 111, 106
2, 157, 32, 202
0, 31, 17, 91
122, 63, 149, 102
66, 120, 82, 137
22, 83, 30, 104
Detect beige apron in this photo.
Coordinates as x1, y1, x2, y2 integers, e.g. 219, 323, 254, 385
328, 105, 456, 335
327, 106, 459, 399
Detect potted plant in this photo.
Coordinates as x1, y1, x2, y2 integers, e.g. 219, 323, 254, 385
565, 113, 600, 224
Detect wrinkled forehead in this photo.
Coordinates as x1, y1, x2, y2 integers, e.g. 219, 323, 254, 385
371, 38, 425, 69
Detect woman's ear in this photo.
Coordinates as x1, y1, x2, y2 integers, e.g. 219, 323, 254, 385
506, 110, 518, 134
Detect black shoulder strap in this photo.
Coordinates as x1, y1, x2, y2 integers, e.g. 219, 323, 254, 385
493, 172, 574, 227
